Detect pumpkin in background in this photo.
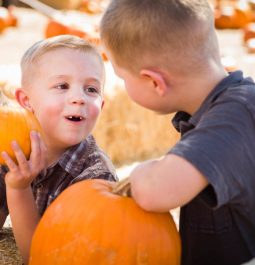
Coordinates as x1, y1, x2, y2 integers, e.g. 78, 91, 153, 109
45, 20, 69, 38
0, 84, 42, 165
4, 7, 18, 27
29, 178, 181, 265
245, 37, 255, 53
215, 1, 253, 29
0, 7, 17, 30
243, 22, 255, 43
44, 20, 106, 61
0, 17, 5, 33
79, 0, 104, 14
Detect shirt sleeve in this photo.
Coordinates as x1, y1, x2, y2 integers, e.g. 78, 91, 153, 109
169, 100, 255, 210
0, 167, 8, 215
73, 146, 118, 183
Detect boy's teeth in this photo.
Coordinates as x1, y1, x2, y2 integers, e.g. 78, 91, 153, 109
67, 116, 82, 121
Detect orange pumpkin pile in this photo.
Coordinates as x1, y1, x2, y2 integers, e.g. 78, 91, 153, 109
29, 178, 181, 265
0, 84, 42, 165
214, 1, 255, 54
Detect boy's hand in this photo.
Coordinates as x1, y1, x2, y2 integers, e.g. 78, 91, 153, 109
1, 131, 47, 190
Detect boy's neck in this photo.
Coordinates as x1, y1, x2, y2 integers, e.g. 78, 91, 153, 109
175, 65, 228, 115
45, 147, 67, 168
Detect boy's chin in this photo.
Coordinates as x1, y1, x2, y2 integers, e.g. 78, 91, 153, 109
61, 137, 87, 148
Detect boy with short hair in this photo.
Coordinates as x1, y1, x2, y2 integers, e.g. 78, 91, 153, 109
100, 0, 255, 264
0, 34, 117, 264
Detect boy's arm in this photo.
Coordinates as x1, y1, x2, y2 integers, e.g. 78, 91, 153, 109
1, 131, 47, 265
129, 154, 208, 212
6, 187, 40, 265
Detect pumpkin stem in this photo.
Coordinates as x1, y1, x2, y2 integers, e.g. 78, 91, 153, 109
112, 177, 132, 197
0, 82, 16, 99
0, 82, 16, 106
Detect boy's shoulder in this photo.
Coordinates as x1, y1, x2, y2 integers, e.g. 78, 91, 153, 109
218, 73, 255, 115
58, 135, 117, 181
188, 71, 255, 127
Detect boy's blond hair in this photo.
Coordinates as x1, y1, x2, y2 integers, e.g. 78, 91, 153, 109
100, 0, 220, 74
21, 35, 104, 87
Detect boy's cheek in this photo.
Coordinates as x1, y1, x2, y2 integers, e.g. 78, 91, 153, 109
89, 104, 102, 120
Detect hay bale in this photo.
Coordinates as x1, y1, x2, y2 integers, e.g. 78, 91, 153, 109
93, 87, 180, 167
0, 228, 23, 265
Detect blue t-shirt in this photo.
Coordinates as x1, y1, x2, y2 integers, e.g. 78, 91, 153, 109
170, 71, 255, 265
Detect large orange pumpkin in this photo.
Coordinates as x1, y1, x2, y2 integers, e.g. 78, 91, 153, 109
29, 178, 181, 265
0, 85, 42, 165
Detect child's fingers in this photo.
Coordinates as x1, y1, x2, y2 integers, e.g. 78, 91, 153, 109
29, 131, 42, 170
10, 141, 30, 175
1, 151, 18, 172
37, 132, 47, 167
38, 132, 47, 153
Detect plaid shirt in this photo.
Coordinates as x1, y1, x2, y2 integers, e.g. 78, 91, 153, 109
0, 135, 117, 216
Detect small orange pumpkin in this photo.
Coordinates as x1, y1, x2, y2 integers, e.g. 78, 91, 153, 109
0, 84, 42, 165
29, 178, 181, 265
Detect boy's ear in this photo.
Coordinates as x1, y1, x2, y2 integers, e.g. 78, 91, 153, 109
15, 88, 33, 111
101, 99, 105, 110
140, 69, 168, 96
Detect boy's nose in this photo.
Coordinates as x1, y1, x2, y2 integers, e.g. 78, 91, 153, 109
71, 97, 85, 105
69, 89, 86, 105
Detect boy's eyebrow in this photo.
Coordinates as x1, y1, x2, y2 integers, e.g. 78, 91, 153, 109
49, 75, 102, 84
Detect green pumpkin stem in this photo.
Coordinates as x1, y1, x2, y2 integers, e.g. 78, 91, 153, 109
112, 177, 132, 197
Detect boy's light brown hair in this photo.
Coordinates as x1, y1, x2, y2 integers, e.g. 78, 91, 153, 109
100, 0, 220, 74
21, 34, 104, 87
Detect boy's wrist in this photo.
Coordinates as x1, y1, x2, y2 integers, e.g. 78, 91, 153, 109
6, 185, 31, 193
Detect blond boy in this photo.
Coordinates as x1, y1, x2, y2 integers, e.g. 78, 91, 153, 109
0, 35, 117, 264
100, 0, 255, 264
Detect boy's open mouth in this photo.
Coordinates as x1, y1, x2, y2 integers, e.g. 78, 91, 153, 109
66, 115, 84, 122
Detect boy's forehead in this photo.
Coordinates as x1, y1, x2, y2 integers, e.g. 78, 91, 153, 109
37, 47, 97, 61
36, 48, 103, 69
23, 48, 104, 82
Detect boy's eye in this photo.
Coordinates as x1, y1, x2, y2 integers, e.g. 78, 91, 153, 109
85, 86, 99, 94
55, 83, 69, 90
